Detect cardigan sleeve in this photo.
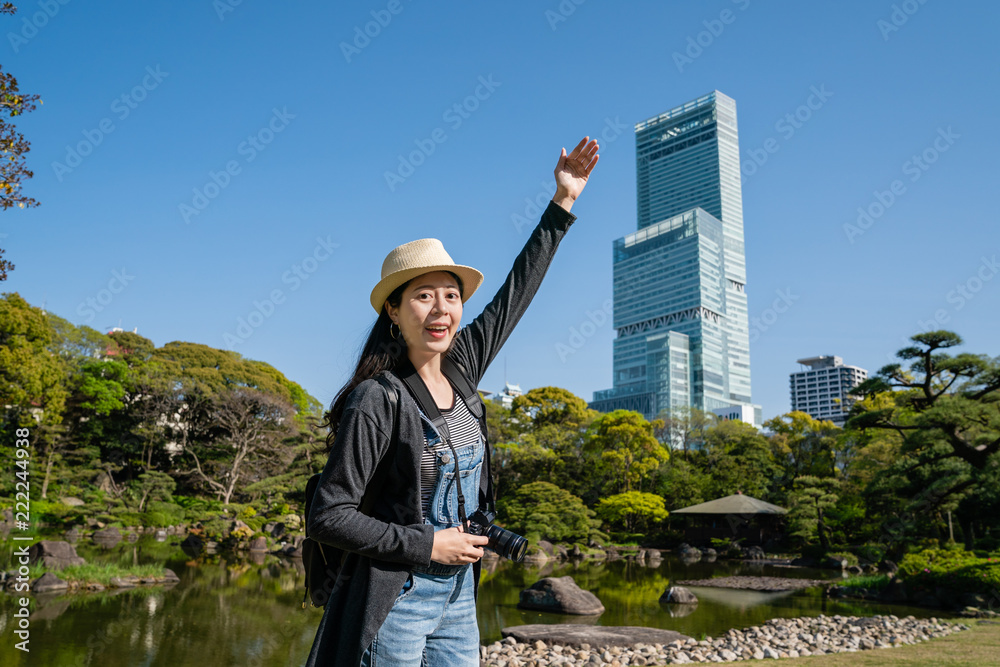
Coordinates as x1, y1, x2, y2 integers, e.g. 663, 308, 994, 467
448, 200, 576, 386
307, 391, 435, 567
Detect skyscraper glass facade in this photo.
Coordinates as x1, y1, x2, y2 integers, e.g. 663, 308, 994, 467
591, 91, 752, 420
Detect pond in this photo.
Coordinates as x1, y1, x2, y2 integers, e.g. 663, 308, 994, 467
0, 536, 942, 666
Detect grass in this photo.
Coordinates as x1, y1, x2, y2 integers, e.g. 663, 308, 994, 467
760, 620, 1000, 666
30, 562, 168, 586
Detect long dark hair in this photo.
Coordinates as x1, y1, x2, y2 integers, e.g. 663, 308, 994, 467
322, 271, 463, 451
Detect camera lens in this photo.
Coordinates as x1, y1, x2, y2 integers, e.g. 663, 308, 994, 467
485, 524, 528, 562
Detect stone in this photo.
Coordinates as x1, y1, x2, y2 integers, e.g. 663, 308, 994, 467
660, 586, 698, 604
28, 540, 86, 569
537, 540, 556, 556
162, 568, 180, 582
878, 559, 898, 574
502, 625, 692, 648
518, 576, 605, 615
109, 577, 137, 588
847, 565, 864, 575
743, 545, 766, 560
249, 536, 268, 552
32, 572, 68, 593
60, 496, 86, 506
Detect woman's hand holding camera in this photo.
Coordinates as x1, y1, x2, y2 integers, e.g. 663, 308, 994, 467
430, 525, 490, 564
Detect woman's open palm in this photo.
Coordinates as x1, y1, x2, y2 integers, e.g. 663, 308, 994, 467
554, 137, 600, 202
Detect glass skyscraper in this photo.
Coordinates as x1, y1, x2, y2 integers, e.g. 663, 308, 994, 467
591, 91, 753, 421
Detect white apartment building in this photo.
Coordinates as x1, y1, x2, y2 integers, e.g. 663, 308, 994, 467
789, 356, 868, 426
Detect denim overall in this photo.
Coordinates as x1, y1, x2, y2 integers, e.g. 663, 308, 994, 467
361, 403, 484, 667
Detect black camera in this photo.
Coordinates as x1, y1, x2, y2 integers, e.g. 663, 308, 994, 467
466, 509, 528, 562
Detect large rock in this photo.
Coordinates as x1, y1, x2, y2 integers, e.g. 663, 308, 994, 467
536, 540, 556, 557
32, 572, 69, 593
660, 586, 698, 604
879, 559, 899, 574
744, 545, 766, 560
502, 625, 691, 648
60, 496, 86, 507
28, 541, 86, 569
249, 536, 268, 552
518, 576, 605, 615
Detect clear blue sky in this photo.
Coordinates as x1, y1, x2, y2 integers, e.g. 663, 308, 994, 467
4, 0, 998, 422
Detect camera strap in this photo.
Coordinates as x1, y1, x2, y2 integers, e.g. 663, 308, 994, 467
397, 358, 471, 529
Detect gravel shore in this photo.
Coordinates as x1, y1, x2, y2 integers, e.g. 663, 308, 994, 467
482, 614, 968, 665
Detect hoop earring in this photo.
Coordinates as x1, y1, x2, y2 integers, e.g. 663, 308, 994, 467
389, 322, 400, 340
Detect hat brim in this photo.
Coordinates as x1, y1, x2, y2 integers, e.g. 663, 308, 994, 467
370, 264, 484, 314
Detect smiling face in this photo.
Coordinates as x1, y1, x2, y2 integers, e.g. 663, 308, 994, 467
386, 271, 463, 364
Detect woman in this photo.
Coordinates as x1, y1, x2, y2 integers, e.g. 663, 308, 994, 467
305, 137, 599, 666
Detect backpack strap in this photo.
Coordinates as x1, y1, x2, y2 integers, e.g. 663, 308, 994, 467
364, 372, 400, 513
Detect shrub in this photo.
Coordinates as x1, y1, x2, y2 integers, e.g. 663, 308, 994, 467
898, 548, 1000, 597
499, 481, 602, 543
852, 543, 886, 565
596, 492, 668, 534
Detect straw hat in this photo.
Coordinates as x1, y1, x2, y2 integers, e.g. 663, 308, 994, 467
370, 238, 484, 314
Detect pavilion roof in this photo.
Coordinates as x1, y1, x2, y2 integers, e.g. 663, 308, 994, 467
672, 493, 787, 515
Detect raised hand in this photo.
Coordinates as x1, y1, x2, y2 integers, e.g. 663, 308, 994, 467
552, 136, 600, 212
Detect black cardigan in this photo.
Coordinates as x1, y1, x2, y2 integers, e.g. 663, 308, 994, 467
305, 200, 577, 666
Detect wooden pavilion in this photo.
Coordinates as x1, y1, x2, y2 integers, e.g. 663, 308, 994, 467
671, 492, 787, 546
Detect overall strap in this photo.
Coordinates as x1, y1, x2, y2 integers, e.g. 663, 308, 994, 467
396, 359, 470, 527
441, 357, 496, 516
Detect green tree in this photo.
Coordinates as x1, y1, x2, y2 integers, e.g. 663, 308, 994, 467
655, 405, 715, 459
498, 481, 601, 543
181, 387, 293, 504
596, 491, 669, 533
788, 475, 840, 551
656, 456, 711, 512
848, 331, 1000, 548
849, 330, 1000, 471
511, 386, 597, 428
765, 411, 840, 489
586, 410, 668, 494
133, 470, 176, 512
701, 420, 779, 500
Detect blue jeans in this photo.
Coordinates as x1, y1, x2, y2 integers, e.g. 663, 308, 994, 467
361, 411, 484, 666
361, 565, 479, 666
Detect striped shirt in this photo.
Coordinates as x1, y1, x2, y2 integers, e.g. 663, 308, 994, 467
420, 388, 482, 518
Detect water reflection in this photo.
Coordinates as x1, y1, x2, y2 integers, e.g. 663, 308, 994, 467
0, 538, 945, 667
